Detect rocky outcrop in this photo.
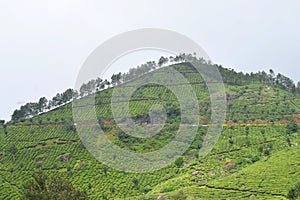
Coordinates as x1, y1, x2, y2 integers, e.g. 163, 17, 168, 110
191, 171, 200, 176
157, 195, 165, 200
57, 153, 72, 162
225, 162, 237, 170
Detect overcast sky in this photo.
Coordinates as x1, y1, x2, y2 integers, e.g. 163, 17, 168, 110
0, 0, 300, 121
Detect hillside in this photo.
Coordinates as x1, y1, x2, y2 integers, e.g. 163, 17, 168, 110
142, 136, 300, 199
0, 62, 300, 199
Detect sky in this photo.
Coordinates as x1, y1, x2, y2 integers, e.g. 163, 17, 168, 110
0, 0, 300, 121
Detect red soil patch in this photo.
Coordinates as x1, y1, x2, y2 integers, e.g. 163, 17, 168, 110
103, 119, 110, 125
284, 114, 300, 117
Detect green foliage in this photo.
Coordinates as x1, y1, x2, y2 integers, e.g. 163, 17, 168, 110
6, 144, 18, 155
1, 63, 300, 199
23, 170, 88, 200
132, 178, 139, 189
288, 182, 300, 200
0, 120, 5, 126
287, 120, 298, 135
169, 190, 187, 200
174, 157, 184, 168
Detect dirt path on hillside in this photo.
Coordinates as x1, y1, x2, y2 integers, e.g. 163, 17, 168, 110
203, 185, 287, 199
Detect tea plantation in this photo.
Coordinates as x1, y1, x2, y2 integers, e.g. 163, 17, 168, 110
0, 63, 299, 199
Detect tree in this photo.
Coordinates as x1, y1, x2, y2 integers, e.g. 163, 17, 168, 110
61, 89, 75, 103
3, 124, 8, 136
174, 156, 184, 168
158, 56, 168, 67
110, 187, 115, 193
95, 78, 103, 91
86, 79, 96, 94
288, 182, 300, 200
0, 120, 5, 126
80, 83, 88, 97
103, 167, 107, 175
286, 120, 298, 135
23, 170, 88, 200
132, 178, 139, 189
0, 120, 6, 134
103, 79, 110, 88
12, 102, 39, 121
286, 137, 291, 146
268, 69, 275, 84
72, 90, 79, 99
6, 144, 18, 155
52, 93, 63, 107
38, 97, 48, 112
111, 72, 122, 86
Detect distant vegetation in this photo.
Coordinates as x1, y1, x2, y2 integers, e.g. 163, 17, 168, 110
8, 53, 300, 124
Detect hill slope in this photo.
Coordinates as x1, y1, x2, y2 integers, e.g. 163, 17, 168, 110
0, 63, 300, 199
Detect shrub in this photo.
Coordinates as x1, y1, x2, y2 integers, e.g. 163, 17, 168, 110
174, 157, 184, 168
169, 190, 187, 200
286, 120, 298, 135
6, 144, 18, 155
23, 170, 88, 200
288, 182, 300, 200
